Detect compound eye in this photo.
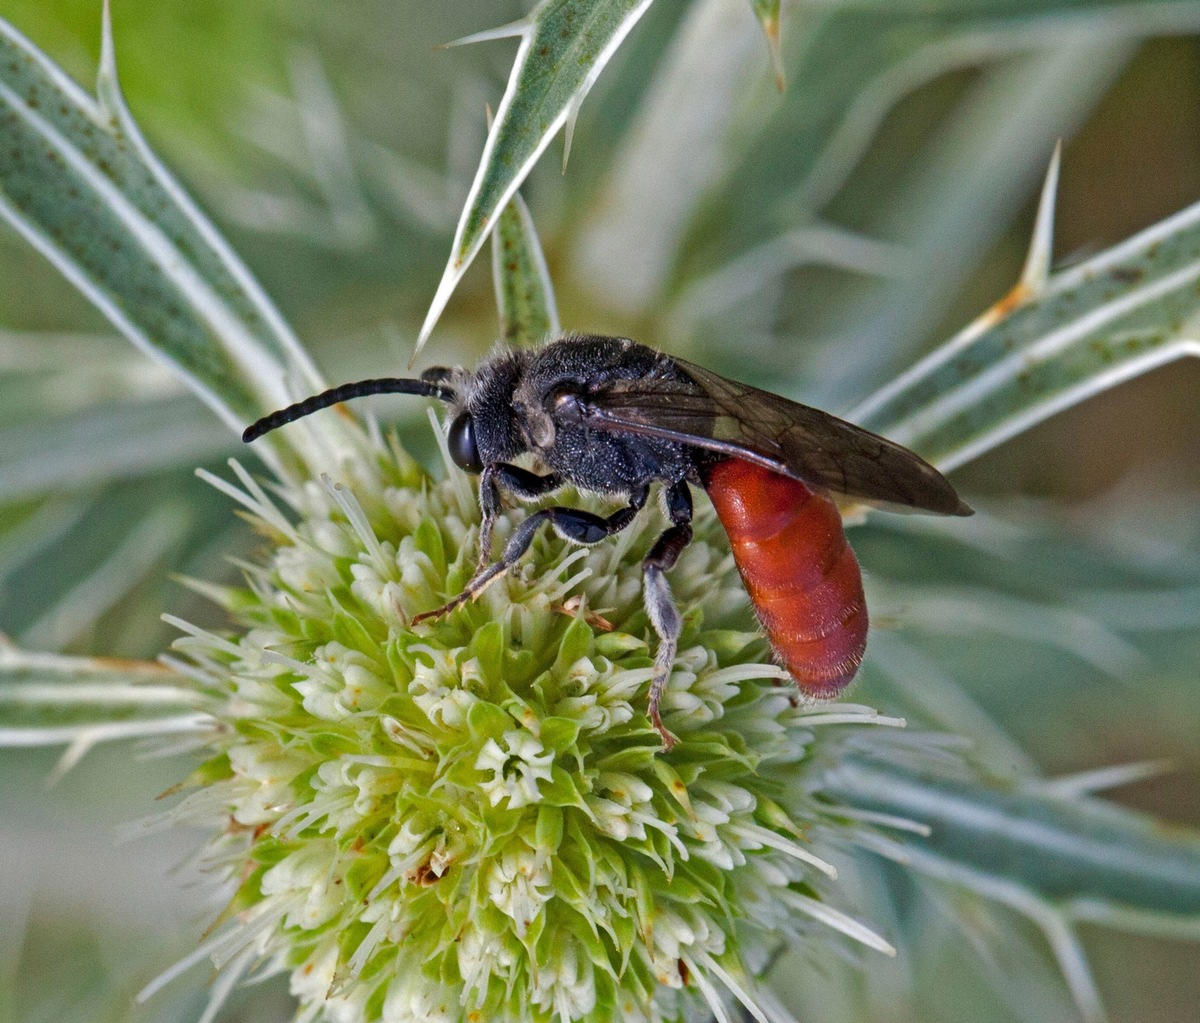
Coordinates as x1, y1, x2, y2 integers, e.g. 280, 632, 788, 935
448, 412, 483, 474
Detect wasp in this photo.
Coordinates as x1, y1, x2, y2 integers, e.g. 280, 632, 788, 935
244, 334, 971, 748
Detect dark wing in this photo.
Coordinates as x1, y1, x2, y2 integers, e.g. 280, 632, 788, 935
581, 356, 971, 516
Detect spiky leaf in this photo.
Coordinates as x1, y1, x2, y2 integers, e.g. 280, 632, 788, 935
416, 0, 655, 356
824, 754, 1200, 1022
828, 755, 1200, 914
854, 184, 1200, 472
0, 9, 359, 472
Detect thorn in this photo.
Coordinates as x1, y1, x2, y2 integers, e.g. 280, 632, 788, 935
46, 735, 92, 788
1020, 140, 1061, 295
412, 269, 457, 366
959, 143, 1062, 338
100, 0, 115, 64
97, 0, 120, 108
762, 15, 786, 93
1038, 759, 1174, 799
562, 98, 582, 174
436, 19, 528, 51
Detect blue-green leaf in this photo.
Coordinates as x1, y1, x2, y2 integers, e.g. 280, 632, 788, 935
1, 398, 232, 501
0, 641, 208, 780
827, 756, 1200, 915
824, 754, 1200, 1022
0, 8, 358, 470
491, 191, 560, 347
854, 157, 1200, 472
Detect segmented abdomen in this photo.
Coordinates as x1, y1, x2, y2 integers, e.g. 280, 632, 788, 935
704, 458, 867, 697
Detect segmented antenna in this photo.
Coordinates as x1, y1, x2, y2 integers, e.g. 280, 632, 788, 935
242, 378, 455, 442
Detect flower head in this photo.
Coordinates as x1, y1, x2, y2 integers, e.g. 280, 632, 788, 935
162, 436, 908, 1023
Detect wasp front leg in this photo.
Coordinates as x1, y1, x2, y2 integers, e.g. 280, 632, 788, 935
412, 482, 647, 627
643, 481, 694, 750
475, 464, 564, 575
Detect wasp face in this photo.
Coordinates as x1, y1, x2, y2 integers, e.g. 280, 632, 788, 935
458, 348, 531, 469
418, 365, 484, 474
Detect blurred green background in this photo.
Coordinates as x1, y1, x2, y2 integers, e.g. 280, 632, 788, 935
1, 1, 1198, 1021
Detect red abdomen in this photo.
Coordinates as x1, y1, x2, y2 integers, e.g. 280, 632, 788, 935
703, 458, 867, 697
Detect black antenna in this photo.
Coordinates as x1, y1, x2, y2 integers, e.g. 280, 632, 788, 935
242, 378, 455, 443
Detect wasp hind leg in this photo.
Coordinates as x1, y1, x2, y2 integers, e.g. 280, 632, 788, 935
643, 481, 694, 750
412, 485, 648, 626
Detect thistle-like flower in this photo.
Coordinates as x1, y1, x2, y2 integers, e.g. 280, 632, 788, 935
146, 427, 917, 1023
4, 7, 1200, 1022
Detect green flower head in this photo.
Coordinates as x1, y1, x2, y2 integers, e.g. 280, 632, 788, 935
156, 430, 909, 1023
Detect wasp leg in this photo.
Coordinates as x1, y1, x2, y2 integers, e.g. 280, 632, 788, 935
413, 486, 648, 626
476, 465, 564, 574
643, 482, 694, 750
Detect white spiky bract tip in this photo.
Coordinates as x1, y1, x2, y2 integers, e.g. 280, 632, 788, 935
1020, 141, 1062, 295
152, 434, 916, 1023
